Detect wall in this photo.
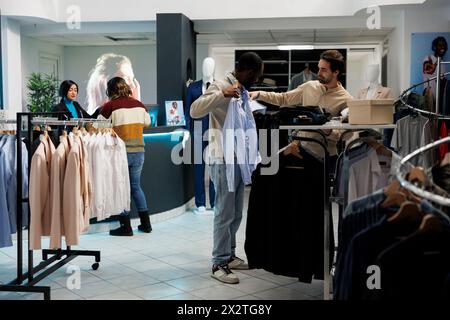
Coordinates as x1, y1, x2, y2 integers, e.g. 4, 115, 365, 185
195, 44, 210, 81
402, 2, 450, 91
2, 18, 22, 113
0, 0, 426, 22
63, 44, 157, 108
21, 35, 65, 109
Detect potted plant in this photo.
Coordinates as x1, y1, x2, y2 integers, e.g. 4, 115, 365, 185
26, 72, 59, 113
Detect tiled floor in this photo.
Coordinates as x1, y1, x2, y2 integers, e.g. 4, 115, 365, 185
0, 188, 334, 300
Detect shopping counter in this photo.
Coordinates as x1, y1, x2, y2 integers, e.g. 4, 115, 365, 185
128, 126, 194, 217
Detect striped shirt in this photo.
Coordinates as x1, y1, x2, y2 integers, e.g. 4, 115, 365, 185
100, 97, 151, 153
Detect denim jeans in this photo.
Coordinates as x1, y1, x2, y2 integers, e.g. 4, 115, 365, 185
209, 161, 244, 266
121, 152, 148, 216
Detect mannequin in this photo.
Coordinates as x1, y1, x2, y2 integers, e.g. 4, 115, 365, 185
357, 64, 393, 99
288, 63, 318, 90
185, 57, 216, 213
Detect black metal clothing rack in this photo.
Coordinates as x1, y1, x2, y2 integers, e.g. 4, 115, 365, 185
0, 112, 102, 300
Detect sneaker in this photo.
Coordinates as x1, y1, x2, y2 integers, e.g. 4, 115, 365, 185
211, 264, 239, 284
228, 256, 249, 270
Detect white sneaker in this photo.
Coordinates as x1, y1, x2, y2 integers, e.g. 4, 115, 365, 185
198, 206, 206, 212
211, 265, 239, 284
228, 256, 249, 270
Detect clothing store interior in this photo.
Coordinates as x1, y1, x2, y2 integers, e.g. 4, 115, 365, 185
0, 0, 450, 302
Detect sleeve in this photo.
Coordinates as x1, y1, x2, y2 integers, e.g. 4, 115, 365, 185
143, 110, 151, 127
99, 102, 112, 119
49, 151, 63, 249
190, 82, 227, 119
63, 149, 81, 246
75, 101, 92, 118
258, 85, 304, 106
29, 151, 49, 250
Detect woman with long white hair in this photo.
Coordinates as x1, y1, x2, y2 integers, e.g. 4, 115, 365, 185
85, 53, 141, 115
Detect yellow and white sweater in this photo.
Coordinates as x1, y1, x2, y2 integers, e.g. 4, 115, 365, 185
99, 97, 151, 152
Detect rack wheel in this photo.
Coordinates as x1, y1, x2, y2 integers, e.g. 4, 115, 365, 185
92, 263, 99, 270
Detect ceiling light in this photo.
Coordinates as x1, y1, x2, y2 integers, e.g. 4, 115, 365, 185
277, 45, 315, 50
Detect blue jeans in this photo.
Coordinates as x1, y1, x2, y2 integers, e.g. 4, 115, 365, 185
121, 152, 148, 216
209, 161, 244, 266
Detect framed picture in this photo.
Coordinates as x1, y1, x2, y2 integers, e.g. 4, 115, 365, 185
165, 100, 185, 126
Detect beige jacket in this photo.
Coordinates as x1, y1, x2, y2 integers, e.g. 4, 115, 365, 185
63, 135, 92, 246
49, 135, 70, 249
259, 80, 353, 156
190, 72, 236, 160
29, 136, 55, 250
357, 86, 393, 99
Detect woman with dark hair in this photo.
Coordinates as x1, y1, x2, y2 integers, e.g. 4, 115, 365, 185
99, 77, 152, 236
52, 80, 91, 119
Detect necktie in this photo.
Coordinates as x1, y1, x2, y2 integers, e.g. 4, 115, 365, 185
206, 82, 210, 90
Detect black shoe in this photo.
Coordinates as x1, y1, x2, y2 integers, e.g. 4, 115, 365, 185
110, 215, 133, 236
138, 211, 152, 233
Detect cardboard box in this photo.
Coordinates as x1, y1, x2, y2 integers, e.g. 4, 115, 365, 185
347, 99, 394, 125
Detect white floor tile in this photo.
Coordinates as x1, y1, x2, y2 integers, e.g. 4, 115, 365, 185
189, 285, 247, 300
223, 276, 279, 294
106, 273, 160, 290
132, 283, 184, 300
166, 275, 218, 292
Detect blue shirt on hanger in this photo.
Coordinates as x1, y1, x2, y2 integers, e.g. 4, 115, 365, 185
222, 88, 260, 192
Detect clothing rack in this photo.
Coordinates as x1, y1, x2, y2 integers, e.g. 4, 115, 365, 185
396, 136, 450, 207
398, 70, 450, 120
0, 112, 105, 300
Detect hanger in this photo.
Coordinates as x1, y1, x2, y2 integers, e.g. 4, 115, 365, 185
441, 152, 450, 167
387, 201, 424, 225
416, 213, 443, 234
407, 166, 428, 187
367, 140, 392, 158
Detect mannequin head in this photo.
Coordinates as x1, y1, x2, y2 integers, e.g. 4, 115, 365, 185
366, 64, 380, 84
202, 57, 215, 80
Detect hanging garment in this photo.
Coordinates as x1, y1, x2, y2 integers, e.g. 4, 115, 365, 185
0, 140, 12, 248
222, 89, 260, 192
391, 114, 431, 166
49, 135, 71, 249
85, 132, 130, 220
0, 134, 29, 248
288, 70, 318, 90
29, 135, 55, 250
334, 191, 450, 300
439, 122, 449, 161
245, 149, 334, 283
347, 149, 400, 203
62, 134, 91, 246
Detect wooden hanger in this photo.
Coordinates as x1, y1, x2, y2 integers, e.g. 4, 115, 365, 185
387, 201, 424, 225
368, 140, 392, 158
441, 152, 450, 167
381, 180, 406, 208
417, 214, 442, 234
407, 167, 428, 186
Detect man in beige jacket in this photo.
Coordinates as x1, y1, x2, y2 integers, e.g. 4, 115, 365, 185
190, 52, 263, 284
250, 50, 353, 160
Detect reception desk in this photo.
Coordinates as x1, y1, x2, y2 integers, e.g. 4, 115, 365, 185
129, 126, 195, 216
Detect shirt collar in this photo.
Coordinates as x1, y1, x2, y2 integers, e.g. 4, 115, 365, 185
325, 82, 344, 94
